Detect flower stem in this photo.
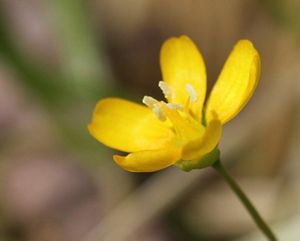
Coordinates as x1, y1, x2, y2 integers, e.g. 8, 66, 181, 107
212, 160, 278, 241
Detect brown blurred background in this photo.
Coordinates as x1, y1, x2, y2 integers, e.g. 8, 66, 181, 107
0, 0, 300, 240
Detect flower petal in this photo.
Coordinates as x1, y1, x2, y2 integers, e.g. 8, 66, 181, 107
160, 35, 207, 118
88, 98, 174, 152
205, 40, 260, 124
113, 146, 182, 172
182, 119, 222, 161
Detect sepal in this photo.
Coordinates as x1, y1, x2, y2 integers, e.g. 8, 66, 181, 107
176, 147, 220, 172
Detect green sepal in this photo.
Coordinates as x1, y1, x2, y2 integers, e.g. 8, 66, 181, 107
176, 147, 220, 172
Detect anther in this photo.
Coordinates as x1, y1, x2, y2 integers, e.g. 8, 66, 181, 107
142, 96, 166, 121
186, 83, 198, 102
159, 81, 174, 99
142, 96, 159, 108
152, 104, 166, 121
166, 103, 183, 111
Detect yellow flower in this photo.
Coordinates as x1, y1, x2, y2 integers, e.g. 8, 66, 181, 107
88, 36, 260, 172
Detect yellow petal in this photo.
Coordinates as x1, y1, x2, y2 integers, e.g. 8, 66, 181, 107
205, 40, 260, 124
113, 146, 182, 172
88, 98, 174, 152
182, 119, 222, 161
160, 35, 207, 118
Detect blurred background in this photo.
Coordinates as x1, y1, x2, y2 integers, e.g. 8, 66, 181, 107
0, 0, 300, 240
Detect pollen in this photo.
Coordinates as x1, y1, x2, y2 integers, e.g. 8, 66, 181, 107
159, 81, 174, 99
186, 83, 198, 103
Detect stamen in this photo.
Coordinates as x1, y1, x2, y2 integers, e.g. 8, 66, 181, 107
142, 96, 159, 108
142, 96, 166, 121
159, 81, 174, 99
186, 83, 198, 103
166, 103, 183, 111
152, 104, 166, 121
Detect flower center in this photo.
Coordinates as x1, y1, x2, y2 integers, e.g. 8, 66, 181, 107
142, 81, 204, 142
142, 81, 200, 121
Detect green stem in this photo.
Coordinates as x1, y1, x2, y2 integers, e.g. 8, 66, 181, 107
212, 160, 278, 241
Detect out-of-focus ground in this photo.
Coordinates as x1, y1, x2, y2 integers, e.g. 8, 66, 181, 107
0, 0, 300, 240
